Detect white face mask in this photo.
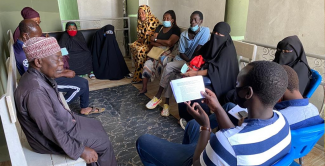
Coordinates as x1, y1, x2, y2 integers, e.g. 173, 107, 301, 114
163, 21, 172, 28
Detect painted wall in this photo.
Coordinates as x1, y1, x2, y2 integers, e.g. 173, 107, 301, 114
127, 0, 139, 43
76, 0, 126, 55
245, 0, 324, 55
58, 0, 80, 31
77, 0, 124, 29
0, 17, 10, 162
144, 0, 226, 30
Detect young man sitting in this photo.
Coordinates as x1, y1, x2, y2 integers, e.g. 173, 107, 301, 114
211, 65, 324, 131
136, 61, 291, 165
276, 65, 324, 129
146, 11, 210, 116
14, 37, 117, 166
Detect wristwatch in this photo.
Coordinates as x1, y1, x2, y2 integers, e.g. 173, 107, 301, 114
200, 126, 211, 132
154, 38, 157, 42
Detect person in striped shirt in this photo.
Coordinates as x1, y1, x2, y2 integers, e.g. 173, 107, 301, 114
275, 65, 324, 130
136, 61, 291, 166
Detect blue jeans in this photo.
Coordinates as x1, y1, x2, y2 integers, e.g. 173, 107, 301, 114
136, 119, 216, 166
136, 102, 236, 166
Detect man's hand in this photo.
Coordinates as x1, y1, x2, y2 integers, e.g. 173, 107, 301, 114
184, 101, 210, 128
81, 147, 98, 164
201, 88, 221, 113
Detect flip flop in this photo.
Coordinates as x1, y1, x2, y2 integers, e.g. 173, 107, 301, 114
82, 107, 105, 115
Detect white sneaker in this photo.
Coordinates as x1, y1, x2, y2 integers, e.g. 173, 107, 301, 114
161, 104, 170, 117
180, 118, 187, 130
146, 96, 162, 109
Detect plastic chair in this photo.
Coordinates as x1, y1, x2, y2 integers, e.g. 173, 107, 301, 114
291, 123, 324, 165
305, 69, 322, 98
203, 76, 211, 86
273, 146, 296, 166
273, 123, 324, 166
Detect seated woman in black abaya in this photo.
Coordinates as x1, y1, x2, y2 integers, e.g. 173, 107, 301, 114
273, 35, 311, 97
59, 22, 95, 79
178, 22, 239, 129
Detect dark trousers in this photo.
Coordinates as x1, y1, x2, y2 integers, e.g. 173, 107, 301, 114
73, 115, 117, 166
178, 99, 211, 122
136, 103, 237, 166
55, 76, 89, 108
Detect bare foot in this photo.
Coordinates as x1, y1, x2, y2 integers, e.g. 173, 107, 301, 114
138, 89, 147, 95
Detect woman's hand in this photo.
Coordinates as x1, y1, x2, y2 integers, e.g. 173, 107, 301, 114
150, 35, 156, 42
184, 101, 210, 128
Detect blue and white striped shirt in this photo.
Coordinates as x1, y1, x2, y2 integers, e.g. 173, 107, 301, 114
200, 111, 291, 166
274, 98, 324, 130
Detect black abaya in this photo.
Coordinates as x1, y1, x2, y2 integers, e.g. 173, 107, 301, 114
273, 35, 311, 97
59, 31, 93, 75
91, 24, 130, 80
200, 22, 239, 100
178, 22, 239, 122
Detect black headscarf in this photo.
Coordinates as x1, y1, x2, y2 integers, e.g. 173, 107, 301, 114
200, 22, 239, 101
58, 21, 93, 74
91, 24, 130, 80
273, 35, 311, 97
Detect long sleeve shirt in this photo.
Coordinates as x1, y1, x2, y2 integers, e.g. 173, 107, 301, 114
14, 68, 85, 159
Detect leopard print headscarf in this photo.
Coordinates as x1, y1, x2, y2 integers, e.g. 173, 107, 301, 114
136, 5, 160, 45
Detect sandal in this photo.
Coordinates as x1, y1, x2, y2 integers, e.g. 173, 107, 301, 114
82, 107, 105, 115
89, 72, 96, 80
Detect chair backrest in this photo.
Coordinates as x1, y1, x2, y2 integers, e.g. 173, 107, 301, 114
291, 123, 324, 159
47, 28, 99, 47
0, 30, 28, 166
233, 40, 257, 69
305, 69, 322, 98
272, 146, 296, 166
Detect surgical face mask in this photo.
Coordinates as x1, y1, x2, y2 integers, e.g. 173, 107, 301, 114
190, 24, 199, 32
163, 21, 172, 28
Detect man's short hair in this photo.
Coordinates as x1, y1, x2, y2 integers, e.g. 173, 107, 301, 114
282, 65, 299, 92
191, 11, 203, 20
18, 20, 38, 34
245, 61, 288, 106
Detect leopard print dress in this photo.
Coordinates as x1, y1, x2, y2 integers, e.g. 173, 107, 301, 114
130, 5, 160, 83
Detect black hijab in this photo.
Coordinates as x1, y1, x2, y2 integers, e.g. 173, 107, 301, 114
200, 22, 239, 101
273, 35, 311, 97
59, 22, 90, 52
91, 24, 130, 80
58, 22, 93, 74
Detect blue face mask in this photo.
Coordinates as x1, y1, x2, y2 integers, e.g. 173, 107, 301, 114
163, 21, 172, 28
190, 25, 199, 32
